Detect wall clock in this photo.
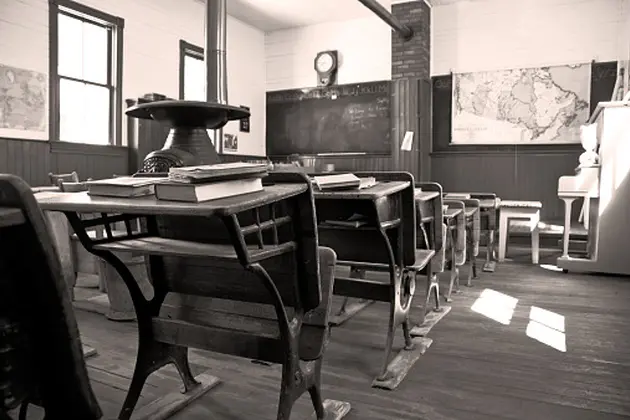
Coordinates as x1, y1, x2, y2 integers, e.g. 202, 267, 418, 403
314, 50, 338, 87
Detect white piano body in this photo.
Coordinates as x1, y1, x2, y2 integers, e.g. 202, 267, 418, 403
557, 101, 630, 275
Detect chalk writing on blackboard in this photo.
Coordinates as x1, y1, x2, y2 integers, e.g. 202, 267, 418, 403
266, 80, 391, 155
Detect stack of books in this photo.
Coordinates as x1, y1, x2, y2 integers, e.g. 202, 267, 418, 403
155, 162, 268, 202
85, 162, 269, 203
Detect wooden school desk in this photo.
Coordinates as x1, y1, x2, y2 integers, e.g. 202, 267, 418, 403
314, 172, 435, 390
36, 173, 350, 420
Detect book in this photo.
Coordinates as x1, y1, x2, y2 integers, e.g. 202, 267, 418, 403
358, 177, 377, 189
313, 174, 359, 190
155, 177, 264, 203
86, 177, 158, 198
168, 162, 268, 183
312, 174, 378, 191
321, 213, 369, 228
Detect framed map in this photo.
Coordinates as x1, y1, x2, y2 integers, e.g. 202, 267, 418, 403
451, 64, 591, 145
0, 63, 48, 140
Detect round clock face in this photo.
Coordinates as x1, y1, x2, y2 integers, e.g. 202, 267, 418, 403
315, 53, 334, 73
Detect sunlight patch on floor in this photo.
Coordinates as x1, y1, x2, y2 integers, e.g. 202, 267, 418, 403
526, 306, 567, 352
540, 263, 564, 272
470, 288, 518, 325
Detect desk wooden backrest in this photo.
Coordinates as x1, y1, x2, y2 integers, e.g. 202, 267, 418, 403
49, 171, 79, 186
154, 172, 323, 313
0, 174, 101, 419
416, 182, 444, 253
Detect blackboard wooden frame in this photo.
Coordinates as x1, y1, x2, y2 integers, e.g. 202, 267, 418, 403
266, 80, 392, 157
431, 61, 618, 154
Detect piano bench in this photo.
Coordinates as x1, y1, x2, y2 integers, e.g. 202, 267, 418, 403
498, 200, 542, 265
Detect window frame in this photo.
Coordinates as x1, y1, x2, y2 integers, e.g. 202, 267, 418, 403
48, 0, 125, 146
178, 40, 204, 100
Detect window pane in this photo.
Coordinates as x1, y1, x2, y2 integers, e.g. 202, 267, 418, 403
58, 13, 109, 85
184, 55, 205, 101
83, 83, 110, 144
58, 13, 83, 79
82, 22, 109, 84
59, 78, 110, 144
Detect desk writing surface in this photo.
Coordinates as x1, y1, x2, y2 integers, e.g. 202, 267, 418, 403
0, 207, 25, 228
31, 186, 60, 193
443, 192, 498, 209
35, 184, 307, 216
464, 207, 479, 218
443, 193, 471, 200
414, 190, 440, 202
313, 181, 409, 200
443, 208, 462, 219
479, 199, 499, 209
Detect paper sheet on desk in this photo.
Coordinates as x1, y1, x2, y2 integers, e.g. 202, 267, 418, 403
400, 131, 414, 151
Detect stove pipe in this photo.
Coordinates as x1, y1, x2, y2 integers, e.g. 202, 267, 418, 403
204, 0, 228, 152
357, 0, 413, 40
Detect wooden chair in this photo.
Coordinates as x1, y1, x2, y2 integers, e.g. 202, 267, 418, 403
0, 174, 102, 420
413, 182, 444, 324
469, 193, 500, 271
315, 171, 434, 385
49, 171, 80, 187
49, 171, 106, 291
443, 199, 467, 301
444, 197, 481, 287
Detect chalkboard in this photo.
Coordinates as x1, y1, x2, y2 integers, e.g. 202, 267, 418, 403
432, 61, 619, 151
590, 61, 618, 115
266, 81, 391, 156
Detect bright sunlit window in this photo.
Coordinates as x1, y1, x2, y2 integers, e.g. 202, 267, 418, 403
180, 40, 205, 101
178, 40, 220, 152
52, 0, 124, 145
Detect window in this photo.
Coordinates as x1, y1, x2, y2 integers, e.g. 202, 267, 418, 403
178, 40, 224, 153
49, 0, 124, 145
179, 40, 205, 101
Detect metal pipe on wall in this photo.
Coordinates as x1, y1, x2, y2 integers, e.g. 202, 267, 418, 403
204, 0, 228, 152
357, 0, 413, 40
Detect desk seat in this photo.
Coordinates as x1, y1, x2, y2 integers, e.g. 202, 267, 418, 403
94, 237, 295, 262
499, 200, 542, 264
338, 249, 434, 271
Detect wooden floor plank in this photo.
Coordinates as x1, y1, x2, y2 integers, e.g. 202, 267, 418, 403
57, 253, 630, 420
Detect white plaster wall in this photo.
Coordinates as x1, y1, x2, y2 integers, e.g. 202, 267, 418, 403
0, 0, 266, 154
431, 0, 627, 75
265, 17, 392, 91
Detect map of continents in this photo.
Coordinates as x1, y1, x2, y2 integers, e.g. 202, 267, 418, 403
0, 63, 47, 132
452, 64, 590, 144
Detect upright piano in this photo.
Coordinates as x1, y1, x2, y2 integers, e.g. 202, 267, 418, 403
557, 101, 630, 276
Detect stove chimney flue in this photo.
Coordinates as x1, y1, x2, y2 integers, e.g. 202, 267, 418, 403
205, 0, 228, 105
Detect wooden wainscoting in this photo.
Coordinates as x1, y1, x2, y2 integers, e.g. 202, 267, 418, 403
0, 137, 129, 186
0, 138, 51, 186
431, 146, 581, 220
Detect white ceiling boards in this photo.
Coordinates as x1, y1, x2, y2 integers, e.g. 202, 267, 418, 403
195, 0, 398, 31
